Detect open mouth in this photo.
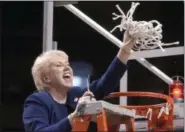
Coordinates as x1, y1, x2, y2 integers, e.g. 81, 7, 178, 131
63, 74, 71, 80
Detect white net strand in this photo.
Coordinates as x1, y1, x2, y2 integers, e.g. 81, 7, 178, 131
110, 2, 179, 52
135, 103, 171, 120
157, 103, 170, 119
146, 108, 153, 120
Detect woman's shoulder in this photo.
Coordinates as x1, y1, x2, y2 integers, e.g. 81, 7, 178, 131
24, 91, 53, 106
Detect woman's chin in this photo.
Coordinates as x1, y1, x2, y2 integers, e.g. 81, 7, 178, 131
64, 84, 73, 89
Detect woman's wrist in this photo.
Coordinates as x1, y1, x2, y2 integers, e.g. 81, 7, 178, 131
117, 50, 130, 64
121, 48, 132, 54
68, 113, 75, 125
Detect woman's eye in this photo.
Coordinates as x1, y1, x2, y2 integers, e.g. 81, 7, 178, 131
56, 64, 62, 67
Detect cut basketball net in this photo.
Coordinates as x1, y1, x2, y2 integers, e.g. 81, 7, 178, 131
110, 2, 179, 52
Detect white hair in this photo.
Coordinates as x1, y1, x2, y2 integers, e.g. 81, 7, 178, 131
31, 50, 68, 91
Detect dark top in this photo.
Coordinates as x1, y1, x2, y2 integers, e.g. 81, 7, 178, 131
22, 57, 128, 132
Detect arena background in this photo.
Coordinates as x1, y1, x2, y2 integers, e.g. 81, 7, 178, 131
1, 1, 184, 131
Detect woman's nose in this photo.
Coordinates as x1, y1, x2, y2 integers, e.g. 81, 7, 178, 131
64, 65, 71, 71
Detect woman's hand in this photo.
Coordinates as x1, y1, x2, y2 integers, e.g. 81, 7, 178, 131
117, 31, 136, 64
68, 91, 96, 125
122, 31, 136, 51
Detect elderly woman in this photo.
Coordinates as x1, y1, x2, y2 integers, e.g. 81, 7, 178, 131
22, 32, 135, 132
